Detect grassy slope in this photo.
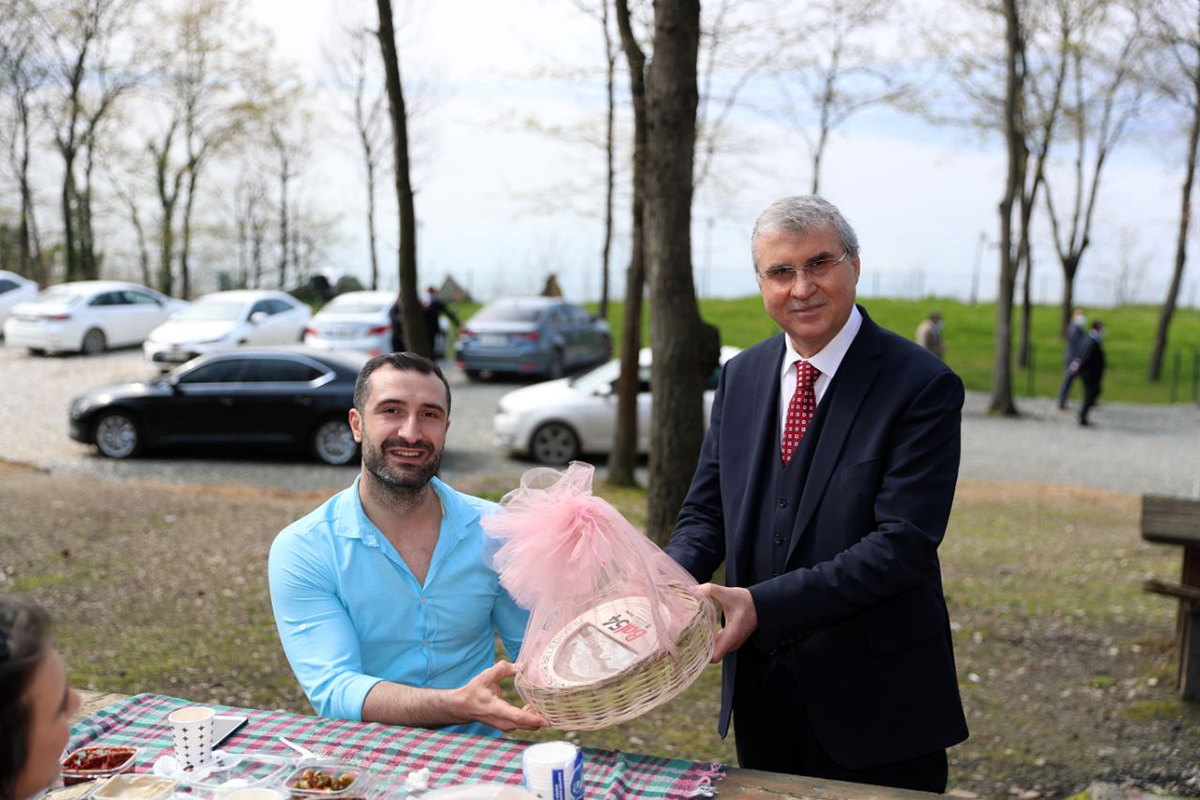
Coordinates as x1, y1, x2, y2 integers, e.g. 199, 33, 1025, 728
453, 297, 1200, 404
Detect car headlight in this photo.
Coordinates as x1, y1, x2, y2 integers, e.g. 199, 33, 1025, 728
69, 396, 93, 419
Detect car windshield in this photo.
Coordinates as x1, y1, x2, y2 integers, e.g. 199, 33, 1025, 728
470, 301, 543, 323
570, 359, 620, 391
30, 288, 84, 306
322, 299, 390, 315
174, 301, 245, 322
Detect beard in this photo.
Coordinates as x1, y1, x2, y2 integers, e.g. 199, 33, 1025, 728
361, 431, 442, 498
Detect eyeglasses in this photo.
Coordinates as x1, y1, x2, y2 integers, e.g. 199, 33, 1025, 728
756, 250, 852, 287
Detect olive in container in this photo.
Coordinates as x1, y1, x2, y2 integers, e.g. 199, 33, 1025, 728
281, 763, 364, 796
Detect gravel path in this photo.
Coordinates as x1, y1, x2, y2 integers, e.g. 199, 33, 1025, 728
1, 345, 1197, 497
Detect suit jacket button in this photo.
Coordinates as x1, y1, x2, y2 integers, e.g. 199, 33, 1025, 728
773, 535, 783, 545
778, 497, 787, 508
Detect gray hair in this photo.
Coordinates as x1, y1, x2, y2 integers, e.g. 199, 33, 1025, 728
750, 196, 860, 269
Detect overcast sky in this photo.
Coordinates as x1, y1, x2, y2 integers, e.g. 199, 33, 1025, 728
236, 0, 1198, 311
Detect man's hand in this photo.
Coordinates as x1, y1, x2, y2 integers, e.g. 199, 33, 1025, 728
694, 583, 758, 663
455, 661, 549, 731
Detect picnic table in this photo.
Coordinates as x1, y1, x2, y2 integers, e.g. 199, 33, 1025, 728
1140, 494, 1200, 702
70, 692, 939, 800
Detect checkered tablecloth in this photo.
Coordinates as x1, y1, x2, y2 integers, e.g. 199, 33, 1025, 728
68, 693, 723, 799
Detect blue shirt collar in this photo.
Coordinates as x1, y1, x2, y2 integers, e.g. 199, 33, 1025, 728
337, 474, 479, 547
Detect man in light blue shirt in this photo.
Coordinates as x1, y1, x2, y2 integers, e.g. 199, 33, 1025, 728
269, 352, 546, 736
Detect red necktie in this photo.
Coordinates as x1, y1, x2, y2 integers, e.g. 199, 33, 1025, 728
782, 361, 820, 466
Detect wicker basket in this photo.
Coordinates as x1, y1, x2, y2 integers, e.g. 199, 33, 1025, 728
515, 585, 717, 730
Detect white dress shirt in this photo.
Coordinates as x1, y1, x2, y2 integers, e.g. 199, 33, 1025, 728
778, 305, 863, 434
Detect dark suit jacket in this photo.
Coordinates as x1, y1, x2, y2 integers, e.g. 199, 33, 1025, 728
666, 305, 969, 771
1076, 334, 1105, 389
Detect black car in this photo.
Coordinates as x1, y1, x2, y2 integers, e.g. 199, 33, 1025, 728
68, 347, 368, 465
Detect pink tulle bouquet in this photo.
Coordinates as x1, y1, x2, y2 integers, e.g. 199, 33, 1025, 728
483, 462, 717, 729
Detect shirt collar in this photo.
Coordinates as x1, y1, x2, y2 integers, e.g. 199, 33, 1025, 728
336, 474, 478, 546
780, 304, 863, 381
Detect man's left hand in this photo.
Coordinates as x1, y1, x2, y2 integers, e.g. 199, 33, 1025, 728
694, 583, 758, 663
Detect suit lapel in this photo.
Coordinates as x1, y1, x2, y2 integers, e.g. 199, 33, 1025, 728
730, 335, 785, 583
786, 308, 882, 564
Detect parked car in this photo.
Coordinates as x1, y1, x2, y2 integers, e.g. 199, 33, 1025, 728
456, 297, 611, 380
69, 346, 367, 465
143, 290, 311, 369
493, 346, 741, 464
0, 271, 39, 330
4, 280, 186, 355
304, 290, 396, 356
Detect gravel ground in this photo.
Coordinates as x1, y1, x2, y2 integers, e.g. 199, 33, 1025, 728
1, 344, 1198, 496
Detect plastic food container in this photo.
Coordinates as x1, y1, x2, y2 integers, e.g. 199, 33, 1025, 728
281, 763, 367, 797
44, 779, 110, 800
60, 747, 139, 786
90, 775, 176, 800
180, 754, 290, 793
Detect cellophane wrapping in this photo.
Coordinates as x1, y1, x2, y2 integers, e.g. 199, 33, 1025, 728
482, 462, 711, 690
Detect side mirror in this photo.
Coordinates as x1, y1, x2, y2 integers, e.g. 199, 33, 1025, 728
594, 382, 614, 398
250, 311, 268, 325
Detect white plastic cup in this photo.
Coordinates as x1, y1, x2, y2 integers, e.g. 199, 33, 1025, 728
521, 742, 583, 800
167, 706, 216, 770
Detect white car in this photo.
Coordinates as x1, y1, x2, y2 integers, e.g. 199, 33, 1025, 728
143, 289, 311, 368
4, 280, 186, 355
493, 346, 741, 465
0, 271, 39, 329
304, 290, 396, 355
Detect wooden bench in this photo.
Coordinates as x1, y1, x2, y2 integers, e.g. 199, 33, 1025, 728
1140, 494, 1200, 702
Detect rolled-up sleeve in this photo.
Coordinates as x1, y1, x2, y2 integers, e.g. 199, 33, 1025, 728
268, 530, 381, 720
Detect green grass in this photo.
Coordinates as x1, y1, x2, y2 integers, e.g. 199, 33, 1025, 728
452, 296, 1200, 404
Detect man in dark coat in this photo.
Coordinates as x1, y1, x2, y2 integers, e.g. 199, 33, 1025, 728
422, 286, 460, 360
666, 196, 967, 793
1057, 308, 1087, 410
1071, 320, 1106, 427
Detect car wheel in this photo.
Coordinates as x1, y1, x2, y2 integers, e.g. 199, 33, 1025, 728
93, 411, 141, 459
311, 418, 359, 465
81, 328, 107, 355
27, 347, 45, 356
530, 421, 580, 465
464, 369, 482, 381
547, 349, 565, 379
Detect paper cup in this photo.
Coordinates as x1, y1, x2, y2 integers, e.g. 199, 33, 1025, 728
521, 742, 583, 800
168, 706, 216, 770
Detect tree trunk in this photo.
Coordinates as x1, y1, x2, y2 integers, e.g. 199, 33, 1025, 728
1149, 94, 1200, 382
79, 140, 99, 279
1059, 256, 1078, 338
180, 168, 200, 299
376, 0, 430, 357
610, 0, 647, 488
278, 150, 289, 290
1017, 239, 1033, 369
644, 0, 721, 544
61, 155, 80, 281
365, 152, 381, 291
990, 0, 1024, 417
600, 0, 615, 321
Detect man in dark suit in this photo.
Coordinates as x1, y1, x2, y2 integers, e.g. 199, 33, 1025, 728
1071, 320, 1106, 427
666, 196, 968, 793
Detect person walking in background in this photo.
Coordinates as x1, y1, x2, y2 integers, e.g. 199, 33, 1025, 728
1057, 308, 1087, 410
914, 311, 945, 359
388, 299, 406, 354
1072, 320, 1106, 427
422, 286, 460, 360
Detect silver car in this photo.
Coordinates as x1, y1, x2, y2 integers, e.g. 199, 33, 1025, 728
304, 290, 397, 356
